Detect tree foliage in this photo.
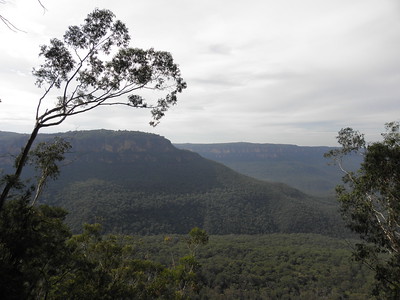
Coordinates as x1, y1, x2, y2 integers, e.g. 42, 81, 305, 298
0, 198, 207, 300
137, 234, 375, 299
29, 137, 71, 205
52, 224, 204, 299
32, 8, 185, 128
0, 197, 72, 299
0, 8, 186, 210
325, 121, 400, 298
186, 227, 209, 256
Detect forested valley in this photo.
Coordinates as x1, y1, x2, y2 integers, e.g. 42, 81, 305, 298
0, 130, 378, 299
1, 8, 398, 299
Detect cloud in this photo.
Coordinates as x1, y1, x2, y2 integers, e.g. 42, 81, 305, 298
0, 0, 399, 146
208, 44, 233, 56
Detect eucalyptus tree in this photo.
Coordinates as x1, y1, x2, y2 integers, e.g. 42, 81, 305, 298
326, 122, 400, 298
0, 8, 186, 209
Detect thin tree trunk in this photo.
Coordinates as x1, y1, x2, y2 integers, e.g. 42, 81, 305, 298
0, 124, 41, 210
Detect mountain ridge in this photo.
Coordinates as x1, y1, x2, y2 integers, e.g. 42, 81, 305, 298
0, 130, 347, 236
175, 142, 361, 196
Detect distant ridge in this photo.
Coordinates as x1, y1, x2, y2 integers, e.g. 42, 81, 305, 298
175, 142, 361, 196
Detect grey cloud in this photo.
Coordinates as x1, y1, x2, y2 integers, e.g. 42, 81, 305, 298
190, 76, 244, 88
2, 0, 400, 146
208, 44, 233, 55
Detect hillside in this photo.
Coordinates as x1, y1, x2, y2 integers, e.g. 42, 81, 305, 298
175, 142, 361, 196
0, 130, 347, 236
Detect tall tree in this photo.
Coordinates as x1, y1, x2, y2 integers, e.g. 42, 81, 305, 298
0, 8, 186, 210
325, 122, 400, 298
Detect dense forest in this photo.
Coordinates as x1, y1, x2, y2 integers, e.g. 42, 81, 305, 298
139, 233, 375, 299
0, 129, 390, 299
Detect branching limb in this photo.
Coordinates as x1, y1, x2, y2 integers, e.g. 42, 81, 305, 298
0, 0, 46, 32
0, 8, 186, 211
0, 14, 25, 32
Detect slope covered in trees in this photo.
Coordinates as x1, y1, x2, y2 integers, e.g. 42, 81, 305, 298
0, 130, 347, 236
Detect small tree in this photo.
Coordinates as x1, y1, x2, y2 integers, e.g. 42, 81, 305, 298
325, 122, 400, 298
0, 8, 186, 210
29, 137, 71, 205
186, 227, 209, 257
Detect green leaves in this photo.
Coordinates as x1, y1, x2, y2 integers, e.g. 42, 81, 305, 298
327, 121, 400, 298
51, 224, 205, 299
64, 9, 130, 52
0, 8, 187, 207
32, 8, 186, 128
324, 127, 365, 162
29, 137, 71, 205
186, 227, 209, 257
33, 38, 75, 88
30, 137, 71, 181
382, 121, 400, 147
0, 202, 206, 299
0, 198, 72, 299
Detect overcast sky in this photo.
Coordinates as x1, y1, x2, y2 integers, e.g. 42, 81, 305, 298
0, 0, 399, 146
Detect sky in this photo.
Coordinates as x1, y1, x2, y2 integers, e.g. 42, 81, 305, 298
0, 0, 399, 146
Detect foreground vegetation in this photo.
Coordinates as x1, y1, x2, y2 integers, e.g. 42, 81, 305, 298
325, 122, 400, 298
0, 198, 374, 299
0, 199, 207, 299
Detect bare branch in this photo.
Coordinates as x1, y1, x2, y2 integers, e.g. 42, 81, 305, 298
0, 14, 25, 32
37, 0, 47, 13
0, 0, 46, 32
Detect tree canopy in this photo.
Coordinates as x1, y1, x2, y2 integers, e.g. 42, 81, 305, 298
0, 8, 186, 210
325, 121, 400, 298
32, 8, 186, 128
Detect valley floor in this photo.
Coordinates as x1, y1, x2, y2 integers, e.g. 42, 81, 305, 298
137, 233, 375, 299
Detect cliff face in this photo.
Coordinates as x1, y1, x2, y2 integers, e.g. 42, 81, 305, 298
68, 130, 175, 153
62, 130, 188, 164
0, 130, 196, 165
175, 142, 333, 161
175, 142, 357, 196
0, 129, 216, 193
0, 132, 333, 164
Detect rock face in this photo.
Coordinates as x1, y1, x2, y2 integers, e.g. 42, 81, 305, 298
68, 131, 175, 153
60, 130, 188, 163
175, 142, 362, 196
0, 130, 194, 165
175, 142, 333, 161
